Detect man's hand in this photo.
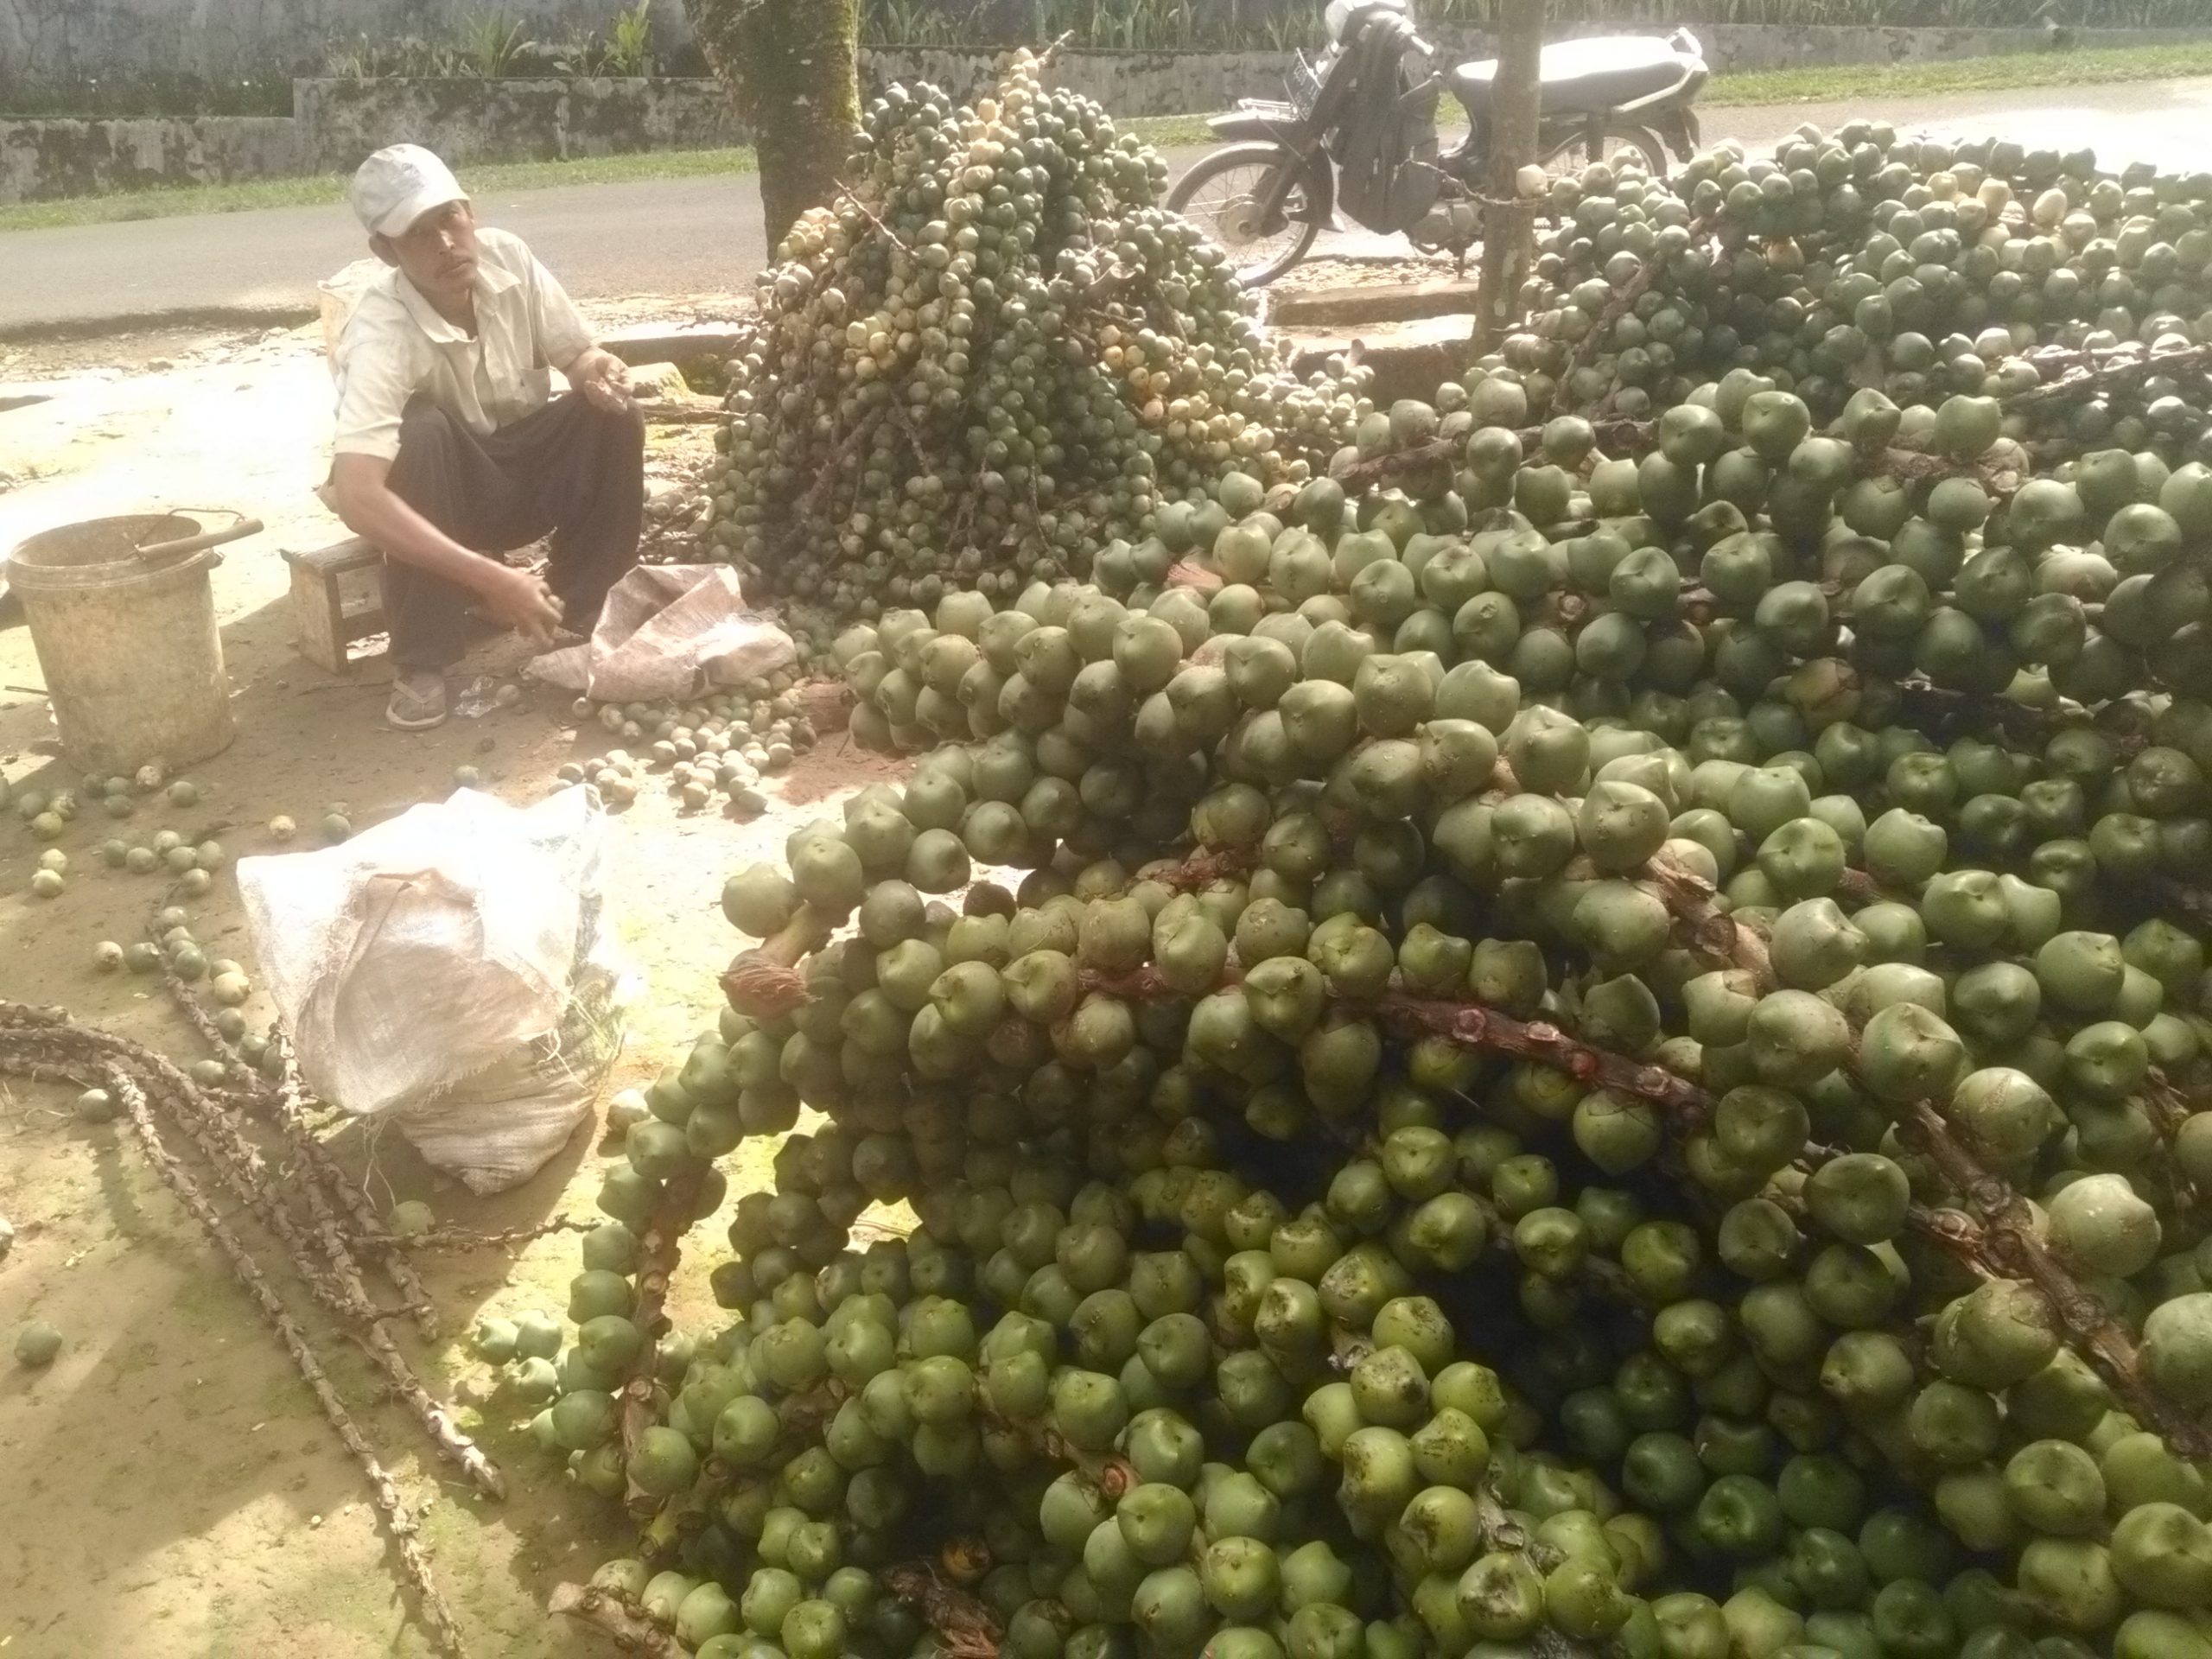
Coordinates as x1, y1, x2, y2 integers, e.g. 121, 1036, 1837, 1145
478, 563, 564, 644
570, 347, 633, 415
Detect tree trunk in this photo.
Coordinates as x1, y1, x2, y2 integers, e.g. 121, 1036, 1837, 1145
1471, 0, 1545, 353
684, 0, 862, 245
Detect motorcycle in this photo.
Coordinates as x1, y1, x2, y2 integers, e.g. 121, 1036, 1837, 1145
1166, 0, 1709, 286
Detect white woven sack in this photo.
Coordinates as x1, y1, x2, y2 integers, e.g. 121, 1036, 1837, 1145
319, 257, 387, 372
394, 923, 635, 1194
526, 563, 797, 703
238, 786, 597, 1126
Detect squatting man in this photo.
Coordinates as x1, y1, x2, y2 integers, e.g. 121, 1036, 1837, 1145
329, 143, 645, 729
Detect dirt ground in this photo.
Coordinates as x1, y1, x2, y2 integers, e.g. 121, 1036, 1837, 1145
0, 322, 904, 1656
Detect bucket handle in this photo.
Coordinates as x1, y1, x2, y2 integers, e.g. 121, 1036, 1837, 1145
136, 511, 264, 562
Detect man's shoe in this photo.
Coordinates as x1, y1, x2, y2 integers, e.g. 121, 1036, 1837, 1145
386, 671, 448, 730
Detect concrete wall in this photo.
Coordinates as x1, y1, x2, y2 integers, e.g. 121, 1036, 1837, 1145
0, 113, 297, 200
295, 77, 738, 173
872, 25, 2212, 111
10, 3, 2205, 87
8, 25, 2212, 201
1608, 22, 2212, 72
0, 0, 693, 81
868, 47, 1297, 118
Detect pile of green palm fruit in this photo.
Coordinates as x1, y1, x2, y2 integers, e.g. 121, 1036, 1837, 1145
564, 678, 822, 815
696, 50, 1362, 659
1516, 119, 2212, 445
506, 365, 2212, 1656
496, 101, 2212, 1659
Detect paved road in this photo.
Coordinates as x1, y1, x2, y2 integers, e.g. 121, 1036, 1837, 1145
8, 78, 2212, 335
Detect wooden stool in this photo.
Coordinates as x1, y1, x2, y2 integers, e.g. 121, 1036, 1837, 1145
283, 537, 389, 672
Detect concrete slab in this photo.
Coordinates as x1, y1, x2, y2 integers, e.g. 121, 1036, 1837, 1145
1286, 315, 1477, 407
601, 321, 750, 372
1269, 277, 1483, 328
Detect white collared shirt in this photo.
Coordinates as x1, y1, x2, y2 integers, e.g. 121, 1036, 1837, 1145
331, 226, 594, 461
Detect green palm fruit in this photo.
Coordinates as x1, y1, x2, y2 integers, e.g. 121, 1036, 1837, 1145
1747, 990, 1851, 1088
576, 1314, 643, 1378
2143, 1294, 2212, 1406
1624, 1432, 1707, 1515
1718, 1198, 1800, 1283
1759, 816, 1847, 899
509, 1307, 563, 1361
1454, 1550, 1544, 1642
1573, 880, 1672, 970
1856, 1002, 1965, 1103
2014, 1537, 2122, 1634
13, 1321, 60, 1369
1805, 1154, 1910, 1245
1794, 1246, 1885, 1340
1787, 1527, 1871, 1611
1919, 867, 2011, 949
632, 1426, 700, 1499
1820, 1330, 1915, 1415
1697, 1474, 1785, 1559
2048, 1173, 2162, 1277
1770, 899, 1866, 991
2035, 930, 2127, 1016
635, 1570, 696, 1628
2005, 1440, 2107, 1535
1201, 1536, 1281, 1622
550, 1389, 617, 1452
2115, 1611, 2212, 1659
569, 1268, 637, 1325
1932, 1281, 2059, 1391
1650, 1592, 1730, 1659
1577, 779, 1669, 872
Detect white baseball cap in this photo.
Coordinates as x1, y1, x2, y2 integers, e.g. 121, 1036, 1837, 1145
350, 144, 469, 238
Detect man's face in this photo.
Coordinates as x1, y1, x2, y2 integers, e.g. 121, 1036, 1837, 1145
373, 199, 480, 310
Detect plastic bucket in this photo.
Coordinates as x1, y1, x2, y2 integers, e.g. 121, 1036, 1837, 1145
8, 514, 238, 775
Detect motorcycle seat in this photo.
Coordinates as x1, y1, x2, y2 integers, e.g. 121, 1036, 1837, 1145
1449, 35, 1692, 121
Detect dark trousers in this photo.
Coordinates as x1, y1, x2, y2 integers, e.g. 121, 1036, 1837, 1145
383, 392, 645, 671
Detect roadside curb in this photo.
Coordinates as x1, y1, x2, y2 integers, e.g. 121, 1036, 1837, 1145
0, 302, 318, 347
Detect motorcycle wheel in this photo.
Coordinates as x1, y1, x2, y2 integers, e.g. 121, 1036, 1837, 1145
1165, 143, 1325, 288
1545, 122, 1670, 181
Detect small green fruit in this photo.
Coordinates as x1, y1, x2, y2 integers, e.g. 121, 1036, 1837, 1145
14, 1321, 61, 1368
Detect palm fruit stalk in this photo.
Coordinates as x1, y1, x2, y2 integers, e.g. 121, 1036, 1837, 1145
0, 1014, 467, 1656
